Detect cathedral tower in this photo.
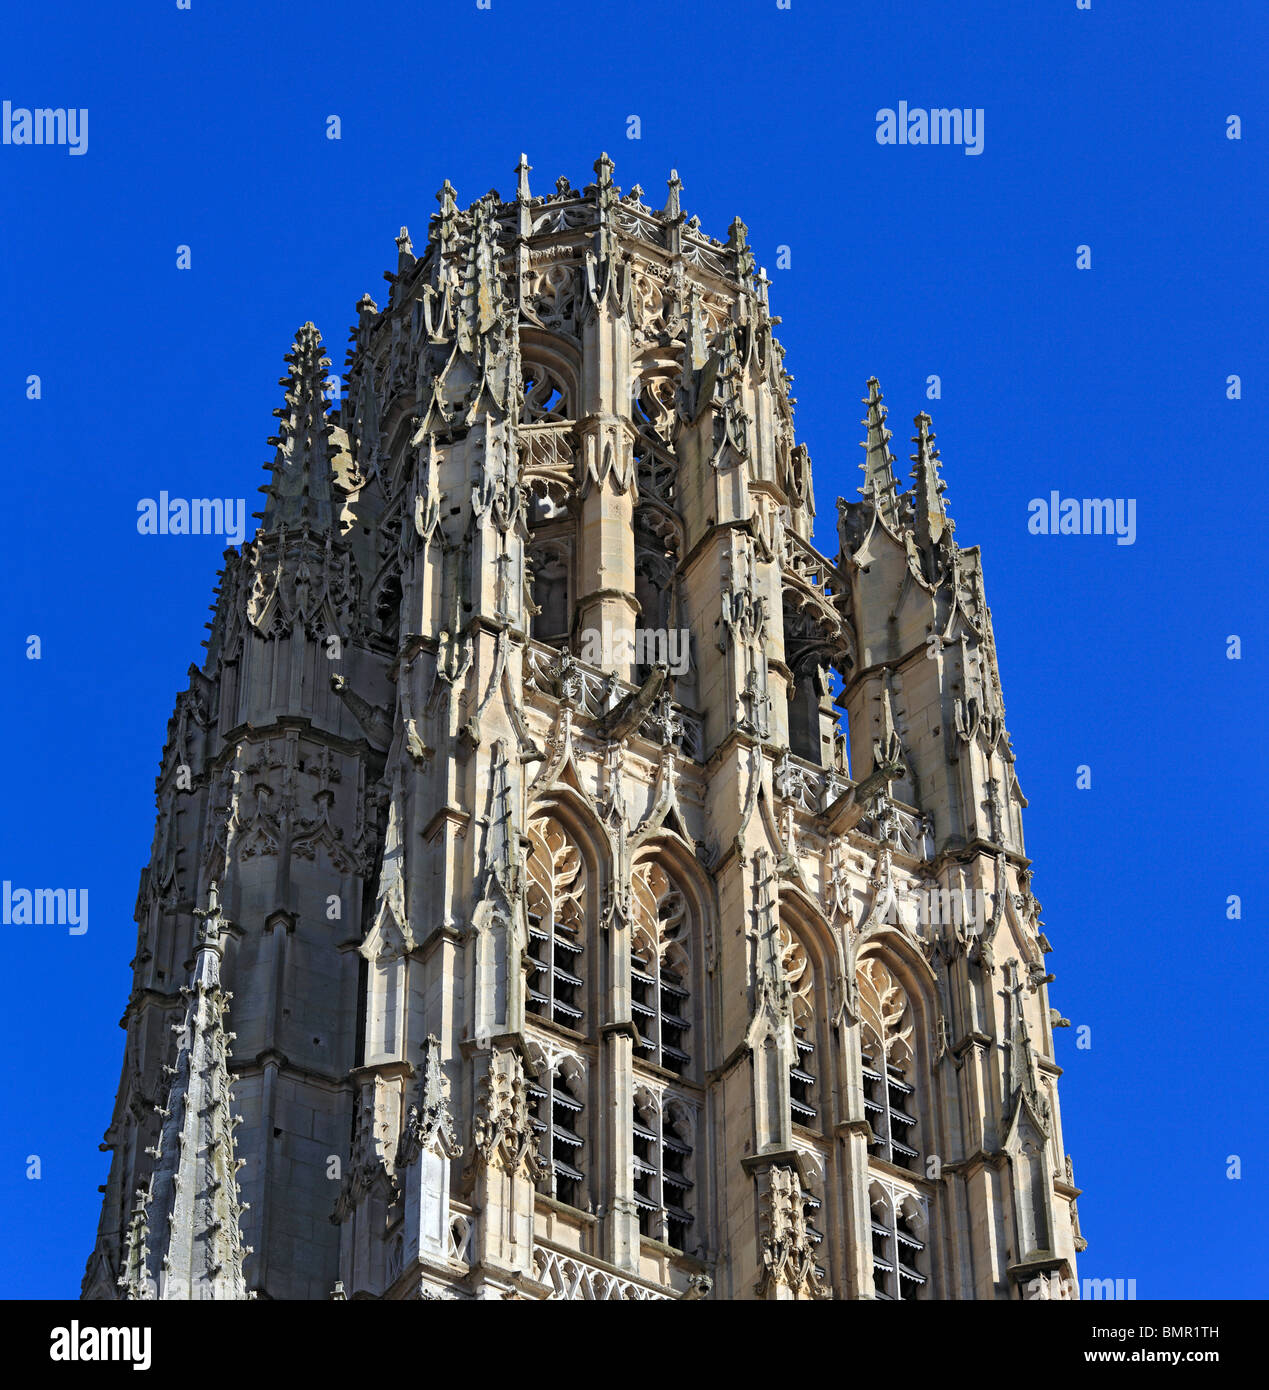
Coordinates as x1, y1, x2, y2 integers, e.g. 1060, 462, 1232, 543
83, 155, 1083, 1301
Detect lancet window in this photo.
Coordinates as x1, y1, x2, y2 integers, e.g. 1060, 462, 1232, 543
630, 863, 692, 1076
858, 957, 919, 1171
779, 922, 819, 1128
525, 817, 586, 1032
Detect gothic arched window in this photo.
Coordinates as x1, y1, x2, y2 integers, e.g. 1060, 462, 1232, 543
525, 817, 586, 1031
858, 957, 919, 1171
630, 863, 691, 1076
526, 1048, 587, 1210
632, 1089, 695, 1251
779, 922, 819, 1129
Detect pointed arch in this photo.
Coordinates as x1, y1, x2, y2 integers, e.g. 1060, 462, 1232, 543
630, 832, 719, 952
779, 885, 847, 1004
518, 329, 582, 407
527, 784, 609, 888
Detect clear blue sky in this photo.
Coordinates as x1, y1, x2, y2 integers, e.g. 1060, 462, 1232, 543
1, 0, 1264, 1299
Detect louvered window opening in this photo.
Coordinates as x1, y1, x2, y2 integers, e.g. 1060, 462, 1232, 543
631, 944, 690, 1074
632, 1105, 694, 1251
862, 1051, 918, 1170
804, 1189, 827, 1284
526, 907, 584, 1030
790, 1020, 817, 1125
871, 1208, 927, 1300
527, 1071, 585, 1209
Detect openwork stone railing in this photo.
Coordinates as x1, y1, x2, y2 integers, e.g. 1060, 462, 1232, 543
448, 1210, 474, 1264
533, 1245, 674, 1301
518, 422, 577, 481
783, 531, 849, 606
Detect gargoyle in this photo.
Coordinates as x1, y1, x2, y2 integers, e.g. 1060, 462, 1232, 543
595, 662, 667, 742
330, 674, 392, 752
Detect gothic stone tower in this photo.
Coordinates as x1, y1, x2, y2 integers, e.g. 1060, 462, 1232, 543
83, 154, 1084, 1302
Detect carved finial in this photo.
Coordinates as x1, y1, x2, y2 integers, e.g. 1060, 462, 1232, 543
756, 266, 772, 315
515, 152, 532, 202
594, 151, 615, 187
663, 169, 683, 220
193, 881, 228, 954
873, 680, 905, 776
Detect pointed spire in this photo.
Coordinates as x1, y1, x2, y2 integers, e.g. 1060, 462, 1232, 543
123, 883, 252, 1299
259, 323, 337, 533
858, 378, 901, 526
594, 150, 615, 188
910, 411, 949, 550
